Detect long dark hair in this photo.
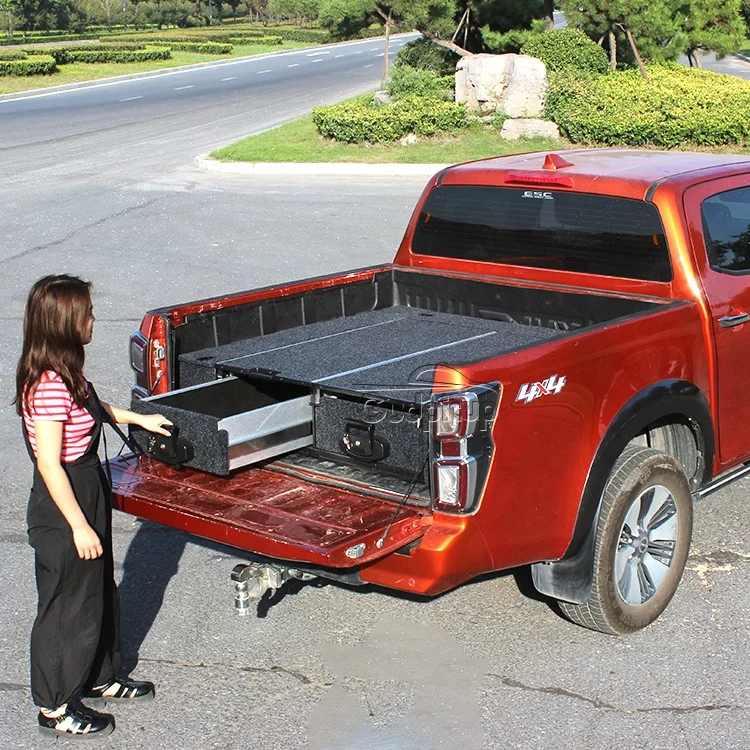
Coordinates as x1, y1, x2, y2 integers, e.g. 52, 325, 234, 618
15, 275, 93, 416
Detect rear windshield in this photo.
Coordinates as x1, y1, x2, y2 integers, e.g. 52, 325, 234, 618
411, 186, 672, 282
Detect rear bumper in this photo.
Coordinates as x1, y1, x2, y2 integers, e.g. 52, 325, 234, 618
110, 454, 496, 596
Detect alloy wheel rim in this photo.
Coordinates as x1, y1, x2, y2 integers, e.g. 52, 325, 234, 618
615, 484, 679, 607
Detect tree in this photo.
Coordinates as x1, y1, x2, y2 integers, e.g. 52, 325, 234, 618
674, 0, 746, 67
15, 0, 81, 29
268, 0, 319, 25
560, 0, 682, 78
543, 0, 553, 26
318, 0, 456, 82
0, 0, 19, 39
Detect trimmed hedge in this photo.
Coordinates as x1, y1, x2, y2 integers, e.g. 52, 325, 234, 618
0, 54, 56, 76
118, 31, 280, 46
388, 65, 453, 101
546, 65, 750, 147
65, 47, 171, 63
273, 28, 330, 43
312, 96, 467, 143
157, 41, 233, 54
0, 51, 28, 61
229, 35, 283, 45
27, 45, 172, 64
3, 33, 97, 45
521, 29, 609, 75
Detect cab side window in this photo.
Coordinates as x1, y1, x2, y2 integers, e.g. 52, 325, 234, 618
701, 187, 750, 273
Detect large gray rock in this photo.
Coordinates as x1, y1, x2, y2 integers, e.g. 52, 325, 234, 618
455, 53, 547, 117
500, 118, 560, 141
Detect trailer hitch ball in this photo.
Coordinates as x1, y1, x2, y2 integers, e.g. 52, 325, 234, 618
231, 563, 268, 615
231, 563, 290, 615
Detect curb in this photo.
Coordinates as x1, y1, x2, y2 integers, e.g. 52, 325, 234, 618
734, 52, 750, 64
195, 154, 448, 177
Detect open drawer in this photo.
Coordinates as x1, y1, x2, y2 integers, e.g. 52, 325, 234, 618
130, 376, 312, 475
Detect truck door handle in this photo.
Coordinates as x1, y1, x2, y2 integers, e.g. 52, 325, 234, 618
719, 313, 750, 328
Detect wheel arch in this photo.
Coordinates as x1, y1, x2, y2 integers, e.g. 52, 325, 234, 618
531, 379, 713, 604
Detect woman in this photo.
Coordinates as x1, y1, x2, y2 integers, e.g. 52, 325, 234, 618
15, 275, 171, 739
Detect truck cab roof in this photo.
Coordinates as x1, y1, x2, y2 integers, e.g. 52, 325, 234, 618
440, 149, 750, 200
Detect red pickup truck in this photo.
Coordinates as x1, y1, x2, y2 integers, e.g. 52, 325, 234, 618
111, 149, 750, 635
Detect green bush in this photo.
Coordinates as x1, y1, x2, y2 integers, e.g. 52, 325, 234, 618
546, 65, 750, 147
272, 28, 330, 43
0, 54, 56, 76
388, 65, 453, 101
230, 36, 283, 45
394, 37, 458, 77
481, 19, 549, 54
4, 33, 96, 45
0, 51, 28, 61
521, 28, 609, 74
67, 47, 171, 63
28, 45, 172, 64
312, 96, 467, 144
157, 41, 233, 54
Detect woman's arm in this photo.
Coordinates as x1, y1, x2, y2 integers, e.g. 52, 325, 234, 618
101, 402, 172, 436
35, 420, 103, 560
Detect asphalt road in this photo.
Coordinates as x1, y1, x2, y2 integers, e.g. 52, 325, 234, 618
0, 36, 748, 750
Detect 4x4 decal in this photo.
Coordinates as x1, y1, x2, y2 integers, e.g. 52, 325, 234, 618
516, 375, 567, 404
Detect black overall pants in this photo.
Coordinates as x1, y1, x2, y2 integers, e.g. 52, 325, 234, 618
24, 389, 121, 710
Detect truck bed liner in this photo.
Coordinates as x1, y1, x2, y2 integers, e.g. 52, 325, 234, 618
180, 307, 559, 402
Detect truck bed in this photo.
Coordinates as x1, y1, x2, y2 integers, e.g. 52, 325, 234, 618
180, 307, 559, 403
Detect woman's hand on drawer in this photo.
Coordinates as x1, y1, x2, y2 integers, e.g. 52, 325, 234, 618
136, 413, 173, 436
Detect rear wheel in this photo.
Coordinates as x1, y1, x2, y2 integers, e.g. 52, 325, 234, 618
559, 446, 693, 635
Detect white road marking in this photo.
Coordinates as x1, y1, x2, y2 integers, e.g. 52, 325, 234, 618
307, 51, 330, 56
355, 51, 364, 54
312, 59, 323, 63
335, 54, 345, 58
174, 85, 194, 90
221, 76, 237, 81
376, 53, 385, 57
119, 96, 143, 102
0, 33, 421, 105
287, 63, 299, 67
364, 64, 375, 68
257, 69, 272, 74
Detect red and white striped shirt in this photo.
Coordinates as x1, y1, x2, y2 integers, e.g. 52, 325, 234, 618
23, 371, 95, 463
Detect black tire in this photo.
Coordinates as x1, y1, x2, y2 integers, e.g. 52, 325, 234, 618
559, 446, 693, 635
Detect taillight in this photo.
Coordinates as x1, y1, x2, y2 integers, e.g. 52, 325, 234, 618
430, 386, 499, 514
434, 457, 478, 510
434, 393, 478, 439
130, 332, 147, 375
130, 315, 168, 397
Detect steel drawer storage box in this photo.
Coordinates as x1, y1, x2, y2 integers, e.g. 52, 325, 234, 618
130, 376, 312, 475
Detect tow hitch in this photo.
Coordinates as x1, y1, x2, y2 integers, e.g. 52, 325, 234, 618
231, 563, 316, 615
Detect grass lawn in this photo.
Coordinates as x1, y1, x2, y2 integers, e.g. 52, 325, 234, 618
211, 115, 566, 164
0, 42, 307, 95
739, 41, 750, 57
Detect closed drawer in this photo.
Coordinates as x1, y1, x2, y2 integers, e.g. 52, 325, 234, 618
130, 376, 312, 475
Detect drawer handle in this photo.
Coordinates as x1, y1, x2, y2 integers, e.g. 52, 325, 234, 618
719, 313, 750, 328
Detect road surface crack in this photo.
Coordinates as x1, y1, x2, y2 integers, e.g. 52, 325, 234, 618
138, 656, 313, 685
488, 674, 743, 714
0, 682, 27, 692
1, 193, 178, 266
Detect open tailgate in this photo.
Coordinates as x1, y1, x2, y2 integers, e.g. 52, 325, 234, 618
109, 455, 429, 567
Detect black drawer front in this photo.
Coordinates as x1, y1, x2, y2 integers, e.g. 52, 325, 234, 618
314, 395, 429, 483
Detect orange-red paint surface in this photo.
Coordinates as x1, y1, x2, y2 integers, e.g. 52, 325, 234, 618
113, 149, 750, 596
